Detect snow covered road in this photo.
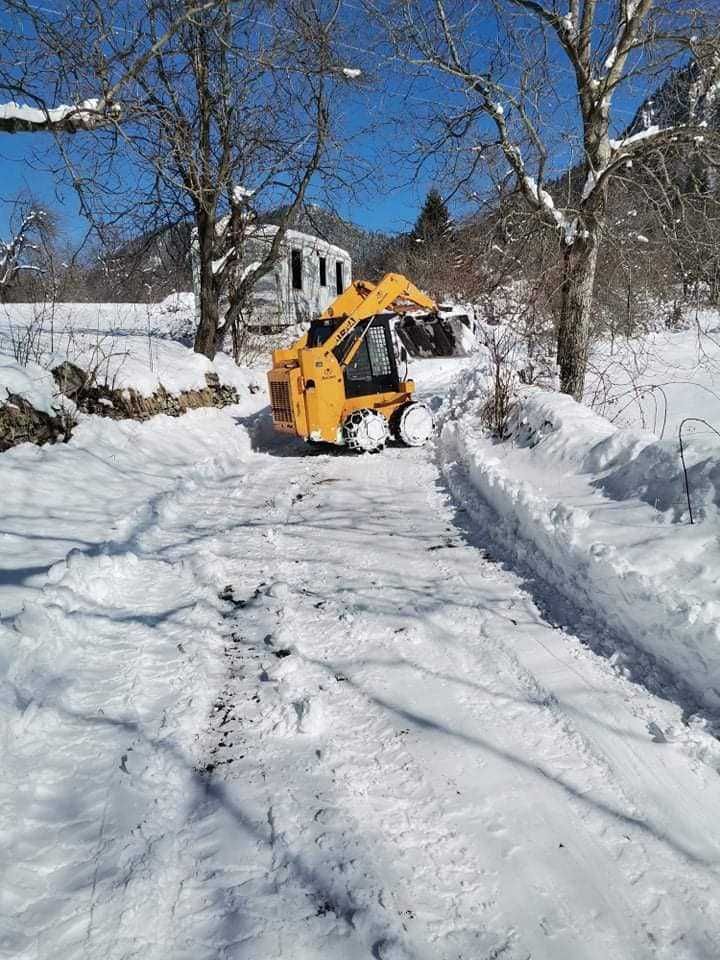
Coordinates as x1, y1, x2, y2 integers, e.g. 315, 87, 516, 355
5, 394, 720, 959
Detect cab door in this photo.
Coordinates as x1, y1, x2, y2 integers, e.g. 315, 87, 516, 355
342, 319, 400, 398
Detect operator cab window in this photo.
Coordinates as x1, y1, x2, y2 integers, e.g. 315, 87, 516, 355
335, 260, 344, 295
319, 256, 327, 287
366, 325, 392, 376
291, 249, 303, 290
343, 318, 400, 399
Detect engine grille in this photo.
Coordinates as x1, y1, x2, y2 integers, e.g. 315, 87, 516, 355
269, 378, 293, 424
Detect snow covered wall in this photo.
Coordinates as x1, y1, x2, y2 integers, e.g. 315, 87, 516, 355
439, 367, 720, 717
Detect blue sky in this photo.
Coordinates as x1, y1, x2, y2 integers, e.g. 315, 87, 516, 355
0, 2, 671, 248
0, 1, 454, 242
0, 117, 432, 241
0, 135, 75, 233
0, 75, 440, 243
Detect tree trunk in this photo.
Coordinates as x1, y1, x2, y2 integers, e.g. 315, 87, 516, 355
193, 210, 219, 360
556, 234, 600, 401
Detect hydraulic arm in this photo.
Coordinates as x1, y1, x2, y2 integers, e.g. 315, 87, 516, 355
320, 274, 438, 370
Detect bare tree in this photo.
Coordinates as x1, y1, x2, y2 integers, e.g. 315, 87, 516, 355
379, 0, 720, 398
0, 201, 56, 296
136, 0, 363, 358
0, 1, 370, 357
13, 0, 366, 358
0, 0, 224, 131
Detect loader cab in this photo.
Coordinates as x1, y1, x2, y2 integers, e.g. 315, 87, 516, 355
308, 314, 401, 399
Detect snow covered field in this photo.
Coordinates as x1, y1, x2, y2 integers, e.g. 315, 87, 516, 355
0, 294, 196, 342
0, 299, 267, 448
4, 347, 720, 959
585, 309, 720, 437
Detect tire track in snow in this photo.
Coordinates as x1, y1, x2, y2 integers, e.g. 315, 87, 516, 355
332, 454, 664, 956
437, 447, 720, 830
122, 459, 427, 958
211, 444, 720, 954
21, 423, 720, 960
427, 446, 720, 952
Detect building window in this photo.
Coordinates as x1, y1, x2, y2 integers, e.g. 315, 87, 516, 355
335, 260, 344, 295
319, 255, 327, 287
291, 249, 303, 290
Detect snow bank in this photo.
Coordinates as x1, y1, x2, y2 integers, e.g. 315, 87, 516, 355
0, 356, 63, 415
73, 336, 217, 396
0, 299, 266, 408
0, 402, 265, 618
0, 305, 214, 398
0, 367, 270, 956
440, 365, 720, 716
73, 336, 264, 404
2, 337, 263, 413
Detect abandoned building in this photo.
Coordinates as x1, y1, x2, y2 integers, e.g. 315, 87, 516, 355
192, 223, 353, 333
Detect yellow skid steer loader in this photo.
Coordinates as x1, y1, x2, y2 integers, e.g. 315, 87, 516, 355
267, 273, 438, 452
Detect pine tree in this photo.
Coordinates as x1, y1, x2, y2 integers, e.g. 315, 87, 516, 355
411, 189, 453, 245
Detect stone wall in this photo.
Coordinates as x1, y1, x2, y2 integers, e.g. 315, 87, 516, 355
0, 395, 74, 453
52, 363, 240, 420
0, 363, 245, 453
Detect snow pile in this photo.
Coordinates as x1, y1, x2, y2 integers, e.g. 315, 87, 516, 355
440, 365, 720, 716
75, 336, 264, 402
0, 300, 266, 414
0, 356, 64, 415
1, 333, 262, 420
212, 351, 263, 396
70, 335, 218, 396
0, 403, 263, 618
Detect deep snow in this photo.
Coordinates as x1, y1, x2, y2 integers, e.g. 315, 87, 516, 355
440, 366, 720, 723
0, 355, 66, 416
3, 356, 720, 959
585, 309, 720, 437
0, 295, 196, 342
0, 300, 276, 405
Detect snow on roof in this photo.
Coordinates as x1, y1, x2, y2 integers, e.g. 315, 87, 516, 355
244, 223, 352, 260
206, 218, 351, 262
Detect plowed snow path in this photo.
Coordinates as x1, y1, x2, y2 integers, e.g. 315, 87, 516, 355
7, 410, 720, 960
133, 426, 720, 959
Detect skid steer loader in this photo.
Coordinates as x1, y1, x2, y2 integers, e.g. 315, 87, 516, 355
267, 273, 437, 452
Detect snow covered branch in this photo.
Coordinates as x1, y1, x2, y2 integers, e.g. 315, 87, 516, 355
578, 120, 720, 209
0, 98, 121, 134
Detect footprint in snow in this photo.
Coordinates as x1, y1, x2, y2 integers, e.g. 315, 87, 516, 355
267, 581, 291, 599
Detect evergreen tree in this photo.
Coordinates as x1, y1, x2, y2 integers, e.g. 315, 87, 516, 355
411, 188, 453, 244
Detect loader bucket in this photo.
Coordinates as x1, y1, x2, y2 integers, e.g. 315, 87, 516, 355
395, 312, 477, 359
